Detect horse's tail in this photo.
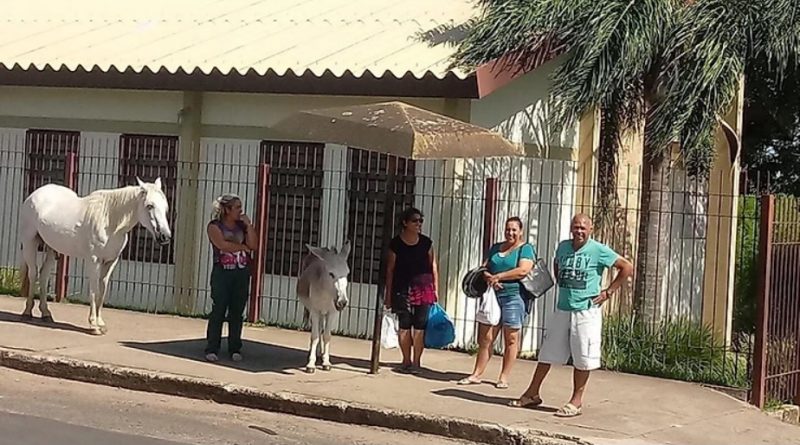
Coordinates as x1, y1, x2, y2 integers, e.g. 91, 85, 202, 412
302, 308, 310, 331
19, 259, 29, 299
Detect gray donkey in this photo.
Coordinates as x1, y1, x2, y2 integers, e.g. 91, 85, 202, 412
296, 241, 351, 373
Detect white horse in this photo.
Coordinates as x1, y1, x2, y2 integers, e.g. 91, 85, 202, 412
296, 241, 351, 373
19, 178, 172, 335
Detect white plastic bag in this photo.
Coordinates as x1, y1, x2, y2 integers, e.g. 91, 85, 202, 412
475, 287, 501, 326
381, 312, 399, 349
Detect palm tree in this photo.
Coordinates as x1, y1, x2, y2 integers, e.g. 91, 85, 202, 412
451, 0, 800, 323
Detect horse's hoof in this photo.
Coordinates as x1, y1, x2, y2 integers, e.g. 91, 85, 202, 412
321, 364, 332, 371
90, 328, 103, 336
99, 326, 108, 334
305, 367, 316, 374
41, 315, 54, 323
20, 314, 33, 321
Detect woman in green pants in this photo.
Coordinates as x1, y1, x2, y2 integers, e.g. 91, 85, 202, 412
204, 194, 258, 362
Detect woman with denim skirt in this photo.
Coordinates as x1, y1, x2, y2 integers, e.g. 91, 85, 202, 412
458, 217, 534, 388
204, 194, 258, 363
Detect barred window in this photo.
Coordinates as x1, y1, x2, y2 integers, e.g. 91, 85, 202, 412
25, 129, 80, 197
347, 148, 416, 285
260, 140, 324, 277
118, 134, 178, 264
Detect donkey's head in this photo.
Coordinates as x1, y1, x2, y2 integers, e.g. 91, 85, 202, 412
135, 177, 172, 246
306, 240, 352, 311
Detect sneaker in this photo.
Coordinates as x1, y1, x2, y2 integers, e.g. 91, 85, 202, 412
205, 353, 219, 362
231, 352, 243, 362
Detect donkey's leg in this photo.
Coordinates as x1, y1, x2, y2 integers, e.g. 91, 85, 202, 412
306, 311, 321, 373
96, 258, 119, 333
321, 311, 339, 371
20, 239, 39, 319
37, 248, 57, 322
87, 260, 102, 335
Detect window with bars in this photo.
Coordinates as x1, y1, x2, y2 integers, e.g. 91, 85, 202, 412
346, 148, 416, 285
118, 134, 178, 264
24, 129, 80, 197
260, 140, 324, 277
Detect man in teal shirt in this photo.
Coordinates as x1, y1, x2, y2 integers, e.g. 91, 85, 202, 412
508, 214, 633, 417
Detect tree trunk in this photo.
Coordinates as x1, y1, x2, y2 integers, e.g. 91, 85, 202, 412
634, 145, 673, 327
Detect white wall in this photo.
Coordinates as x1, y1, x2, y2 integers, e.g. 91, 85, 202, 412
469, 58, 579, 155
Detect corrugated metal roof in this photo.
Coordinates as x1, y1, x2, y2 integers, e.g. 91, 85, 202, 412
0, 0, 476, 80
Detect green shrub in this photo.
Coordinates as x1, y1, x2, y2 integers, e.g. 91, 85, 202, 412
602, 315, 749, 388
0, 267, 22, 296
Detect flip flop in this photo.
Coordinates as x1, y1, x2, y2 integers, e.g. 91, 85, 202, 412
554, 403, 582, 417
495, 381, 509, 389
508, 395, 543, 408
457, 377, 481, 385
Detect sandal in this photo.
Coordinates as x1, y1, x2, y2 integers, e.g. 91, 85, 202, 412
457, 377, 481, 385
508, 395, 542, 408
495, 381, 509, 389
554, 403, 582, 417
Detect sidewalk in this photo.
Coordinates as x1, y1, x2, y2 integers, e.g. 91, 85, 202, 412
0, 295, 795, 445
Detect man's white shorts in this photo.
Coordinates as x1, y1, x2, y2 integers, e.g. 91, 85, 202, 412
537, 306, 602, 371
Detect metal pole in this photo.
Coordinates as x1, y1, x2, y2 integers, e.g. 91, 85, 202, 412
248, 163, 270, 323
55, 151, 78, 302
369, 156, 398, 374
751, 193, 774, 408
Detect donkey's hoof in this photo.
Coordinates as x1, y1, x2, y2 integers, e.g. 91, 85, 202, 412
321, 364, 332, 371
305, 366, 316, 374
41, 315, 54, 323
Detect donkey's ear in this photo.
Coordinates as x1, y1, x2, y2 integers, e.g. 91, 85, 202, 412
306, 244, 326, 261
340, 239, 352, 259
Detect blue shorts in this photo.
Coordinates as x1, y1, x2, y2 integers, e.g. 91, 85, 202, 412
498, 293, 526, 329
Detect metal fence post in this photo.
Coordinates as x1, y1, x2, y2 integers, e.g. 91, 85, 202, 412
248, 163, 270, 323
370, 157, 398, 375
751, 193, 774, 408
483, 178, 499, 255
55, 151, 77, 302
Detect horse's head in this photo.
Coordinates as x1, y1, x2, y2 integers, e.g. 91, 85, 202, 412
306, 240, 352, 311
135, 177, 172, 246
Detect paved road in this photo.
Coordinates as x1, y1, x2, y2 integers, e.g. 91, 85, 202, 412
0, 367, 474, 445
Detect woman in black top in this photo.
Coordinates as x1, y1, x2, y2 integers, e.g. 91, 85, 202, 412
384, 207, 439, 373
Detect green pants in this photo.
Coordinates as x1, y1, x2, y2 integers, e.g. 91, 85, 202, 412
205, 265, 251, 355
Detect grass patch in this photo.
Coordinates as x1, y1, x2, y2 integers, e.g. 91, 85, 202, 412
602, 315, 749, 388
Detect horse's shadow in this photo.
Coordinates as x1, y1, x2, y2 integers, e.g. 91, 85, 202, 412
0, 310, 95, 335
431, 388, 559, 413
120, 338, 372, 375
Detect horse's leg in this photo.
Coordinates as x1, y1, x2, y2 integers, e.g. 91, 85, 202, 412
20, 239, 38, 319
96, 258, 119, 333
321, 311, 338, 371
37, 248, 57, 322
87, 260, 102, 335
305, 311, 321, 373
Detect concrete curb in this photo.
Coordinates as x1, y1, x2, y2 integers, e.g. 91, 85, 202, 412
0, 348, 588, 445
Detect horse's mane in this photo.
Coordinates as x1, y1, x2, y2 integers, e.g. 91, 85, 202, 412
83, 186, 142, 234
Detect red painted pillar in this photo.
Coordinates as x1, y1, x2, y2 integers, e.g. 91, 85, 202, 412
55, 151, 77, 302
483, 178, 499, 255
248, 163, 270, 323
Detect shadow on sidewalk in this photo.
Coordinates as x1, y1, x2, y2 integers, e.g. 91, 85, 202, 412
0, 310, 95, 335
120, 338, 372, 375
431, 388, 559, 413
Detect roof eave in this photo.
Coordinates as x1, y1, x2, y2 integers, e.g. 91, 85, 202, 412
0, 64, 479, 99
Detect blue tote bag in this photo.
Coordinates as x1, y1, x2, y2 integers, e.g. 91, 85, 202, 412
424, 303, 456, 349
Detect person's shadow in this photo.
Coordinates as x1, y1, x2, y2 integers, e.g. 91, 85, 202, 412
431, 388, 559, 413
120, 338, 372, 375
